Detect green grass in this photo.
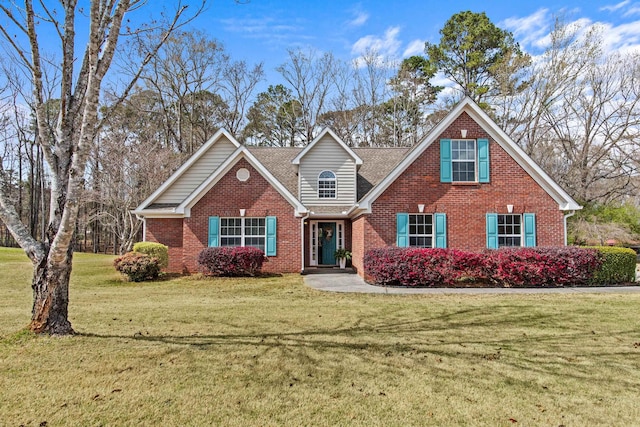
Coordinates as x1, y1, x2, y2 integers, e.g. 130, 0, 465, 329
1, 246, 639, 426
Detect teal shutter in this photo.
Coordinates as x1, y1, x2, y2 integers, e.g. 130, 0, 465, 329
523, 213, 536, 247
434, 213, 447, 248
478, 138, 490, 183
266, 216, 277, 256
440, 139, 452, 183
396, 213, 409, 247
486, 213, 498, 249
208, 216, 219, 247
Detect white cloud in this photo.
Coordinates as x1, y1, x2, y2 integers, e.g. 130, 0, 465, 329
501, 9, 551, 49
348, 11, 369, 27
624, 5, 640, 16
403, 39, 426, 57
351, 26, 402, 57
600, 1, 631, 12
597, 20, 640, 53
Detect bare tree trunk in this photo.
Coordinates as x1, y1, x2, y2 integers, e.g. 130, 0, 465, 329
30, 246, 73, 334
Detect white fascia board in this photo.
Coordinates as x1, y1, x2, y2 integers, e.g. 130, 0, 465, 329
135, 128, 241, 211
179, 146, 307, 216
291, 127, 363, 165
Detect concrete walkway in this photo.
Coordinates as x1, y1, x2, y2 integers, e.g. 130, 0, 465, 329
303, 273, 640, 294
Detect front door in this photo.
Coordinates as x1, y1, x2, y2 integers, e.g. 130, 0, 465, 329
318, 222, 336, 265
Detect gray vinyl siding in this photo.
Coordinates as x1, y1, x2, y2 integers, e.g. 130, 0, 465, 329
155, 137, 236, 204
299, 135, 357, 205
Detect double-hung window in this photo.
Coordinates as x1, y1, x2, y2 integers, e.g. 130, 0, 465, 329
440, 138, 490, 183
497, 214, 521, 247
486, 213, 536, 249
409, 214, 433, 247
318, 170, 336, 198
220, 217, 266, 252
451, 140, 476, 182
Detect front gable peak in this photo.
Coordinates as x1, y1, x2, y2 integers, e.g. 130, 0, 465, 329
292, 128, 363, 166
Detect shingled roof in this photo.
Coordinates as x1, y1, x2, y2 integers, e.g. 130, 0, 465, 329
246, 146, 410, 202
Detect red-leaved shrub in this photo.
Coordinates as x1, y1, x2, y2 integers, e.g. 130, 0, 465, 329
364, 247, 479, 287
364, 246, 602, 287
488, 247, 601, 287
198, 246, 266, 277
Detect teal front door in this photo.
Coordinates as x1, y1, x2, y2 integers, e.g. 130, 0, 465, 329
319, 222, 336, 265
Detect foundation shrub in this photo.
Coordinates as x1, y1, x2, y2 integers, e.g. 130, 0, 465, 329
133, 242, 169, 268
114, 252, 161, 282
198, 247, 266, 277
587, 246, 637, 285
489, 247, 602, 287
364, 248, 486, 287
364, 247, 603, 287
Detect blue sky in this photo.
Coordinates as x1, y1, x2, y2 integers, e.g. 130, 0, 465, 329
184, 0, 640, 84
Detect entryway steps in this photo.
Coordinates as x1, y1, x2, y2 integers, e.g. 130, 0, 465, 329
302, 267, 356, 275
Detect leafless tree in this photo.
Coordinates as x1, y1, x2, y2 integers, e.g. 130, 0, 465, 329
276, 48, 338, 143
0, 0, 203, 334
497, 20, 640, 204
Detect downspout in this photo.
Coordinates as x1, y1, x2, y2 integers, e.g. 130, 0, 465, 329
300, 212, 310, 273
563, 210, 576, 246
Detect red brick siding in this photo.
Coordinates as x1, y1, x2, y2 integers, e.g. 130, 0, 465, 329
356, 112, 565, 276
145, 218, 184, 273
182, 158, 301, 273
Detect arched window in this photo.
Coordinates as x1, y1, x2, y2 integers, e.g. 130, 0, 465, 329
318, 170, 336, 198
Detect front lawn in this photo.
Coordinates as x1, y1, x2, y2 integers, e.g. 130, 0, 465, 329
1, 247, 639, 426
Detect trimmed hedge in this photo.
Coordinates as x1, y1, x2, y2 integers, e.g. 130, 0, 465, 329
198, 246, 266, 277
364, 248, 486, 287
133, 242, 169, 268
587, 246, 637, 285
487, 247, 601, 287
364, 246, 629, 287
114, 252, 161, 282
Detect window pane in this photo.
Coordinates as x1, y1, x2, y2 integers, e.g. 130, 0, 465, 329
221, 237, 241, 247
318, 170, 337, 198
497, 215, 521, 247
408, 214, 433, 247
451, 140, 476, 182
245, 237, 265, 252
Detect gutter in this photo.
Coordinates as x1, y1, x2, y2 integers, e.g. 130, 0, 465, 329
563, 210, 576, 245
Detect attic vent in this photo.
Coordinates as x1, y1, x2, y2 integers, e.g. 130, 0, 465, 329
236, 168, 250, 182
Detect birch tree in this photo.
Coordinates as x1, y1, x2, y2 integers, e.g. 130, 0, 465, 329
0, 0, 202, 335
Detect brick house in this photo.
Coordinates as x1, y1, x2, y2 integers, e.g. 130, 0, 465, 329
134, 97, 581, 276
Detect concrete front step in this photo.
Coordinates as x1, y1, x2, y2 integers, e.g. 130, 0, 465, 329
302, 266, 356, 275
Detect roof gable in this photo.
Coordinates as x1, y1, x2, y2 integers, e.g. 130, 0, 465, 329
136, 129, 241, 212
358, 97, 581, 211
179, 146, 306, 216
292, 128, 363, 166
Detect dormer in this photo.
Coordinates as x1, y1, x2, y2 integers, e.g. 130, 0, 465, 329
292, 128, 363, 206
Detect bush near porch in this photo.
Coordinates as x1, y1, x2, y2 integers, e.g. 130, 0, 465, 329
198, 246, 267, 277
364, 246, 636, 287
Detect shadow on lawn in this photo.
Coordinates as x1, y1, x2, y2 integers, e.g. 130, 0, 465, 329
77, 303, 640, 388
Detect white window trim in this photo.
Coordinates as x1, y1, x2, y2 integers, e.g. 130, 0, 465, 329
220, 217, 266, 250
451, 139, 477, 183
408, 213, 434, 248
318, 170, 337, 199
497, 214, 522, 247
